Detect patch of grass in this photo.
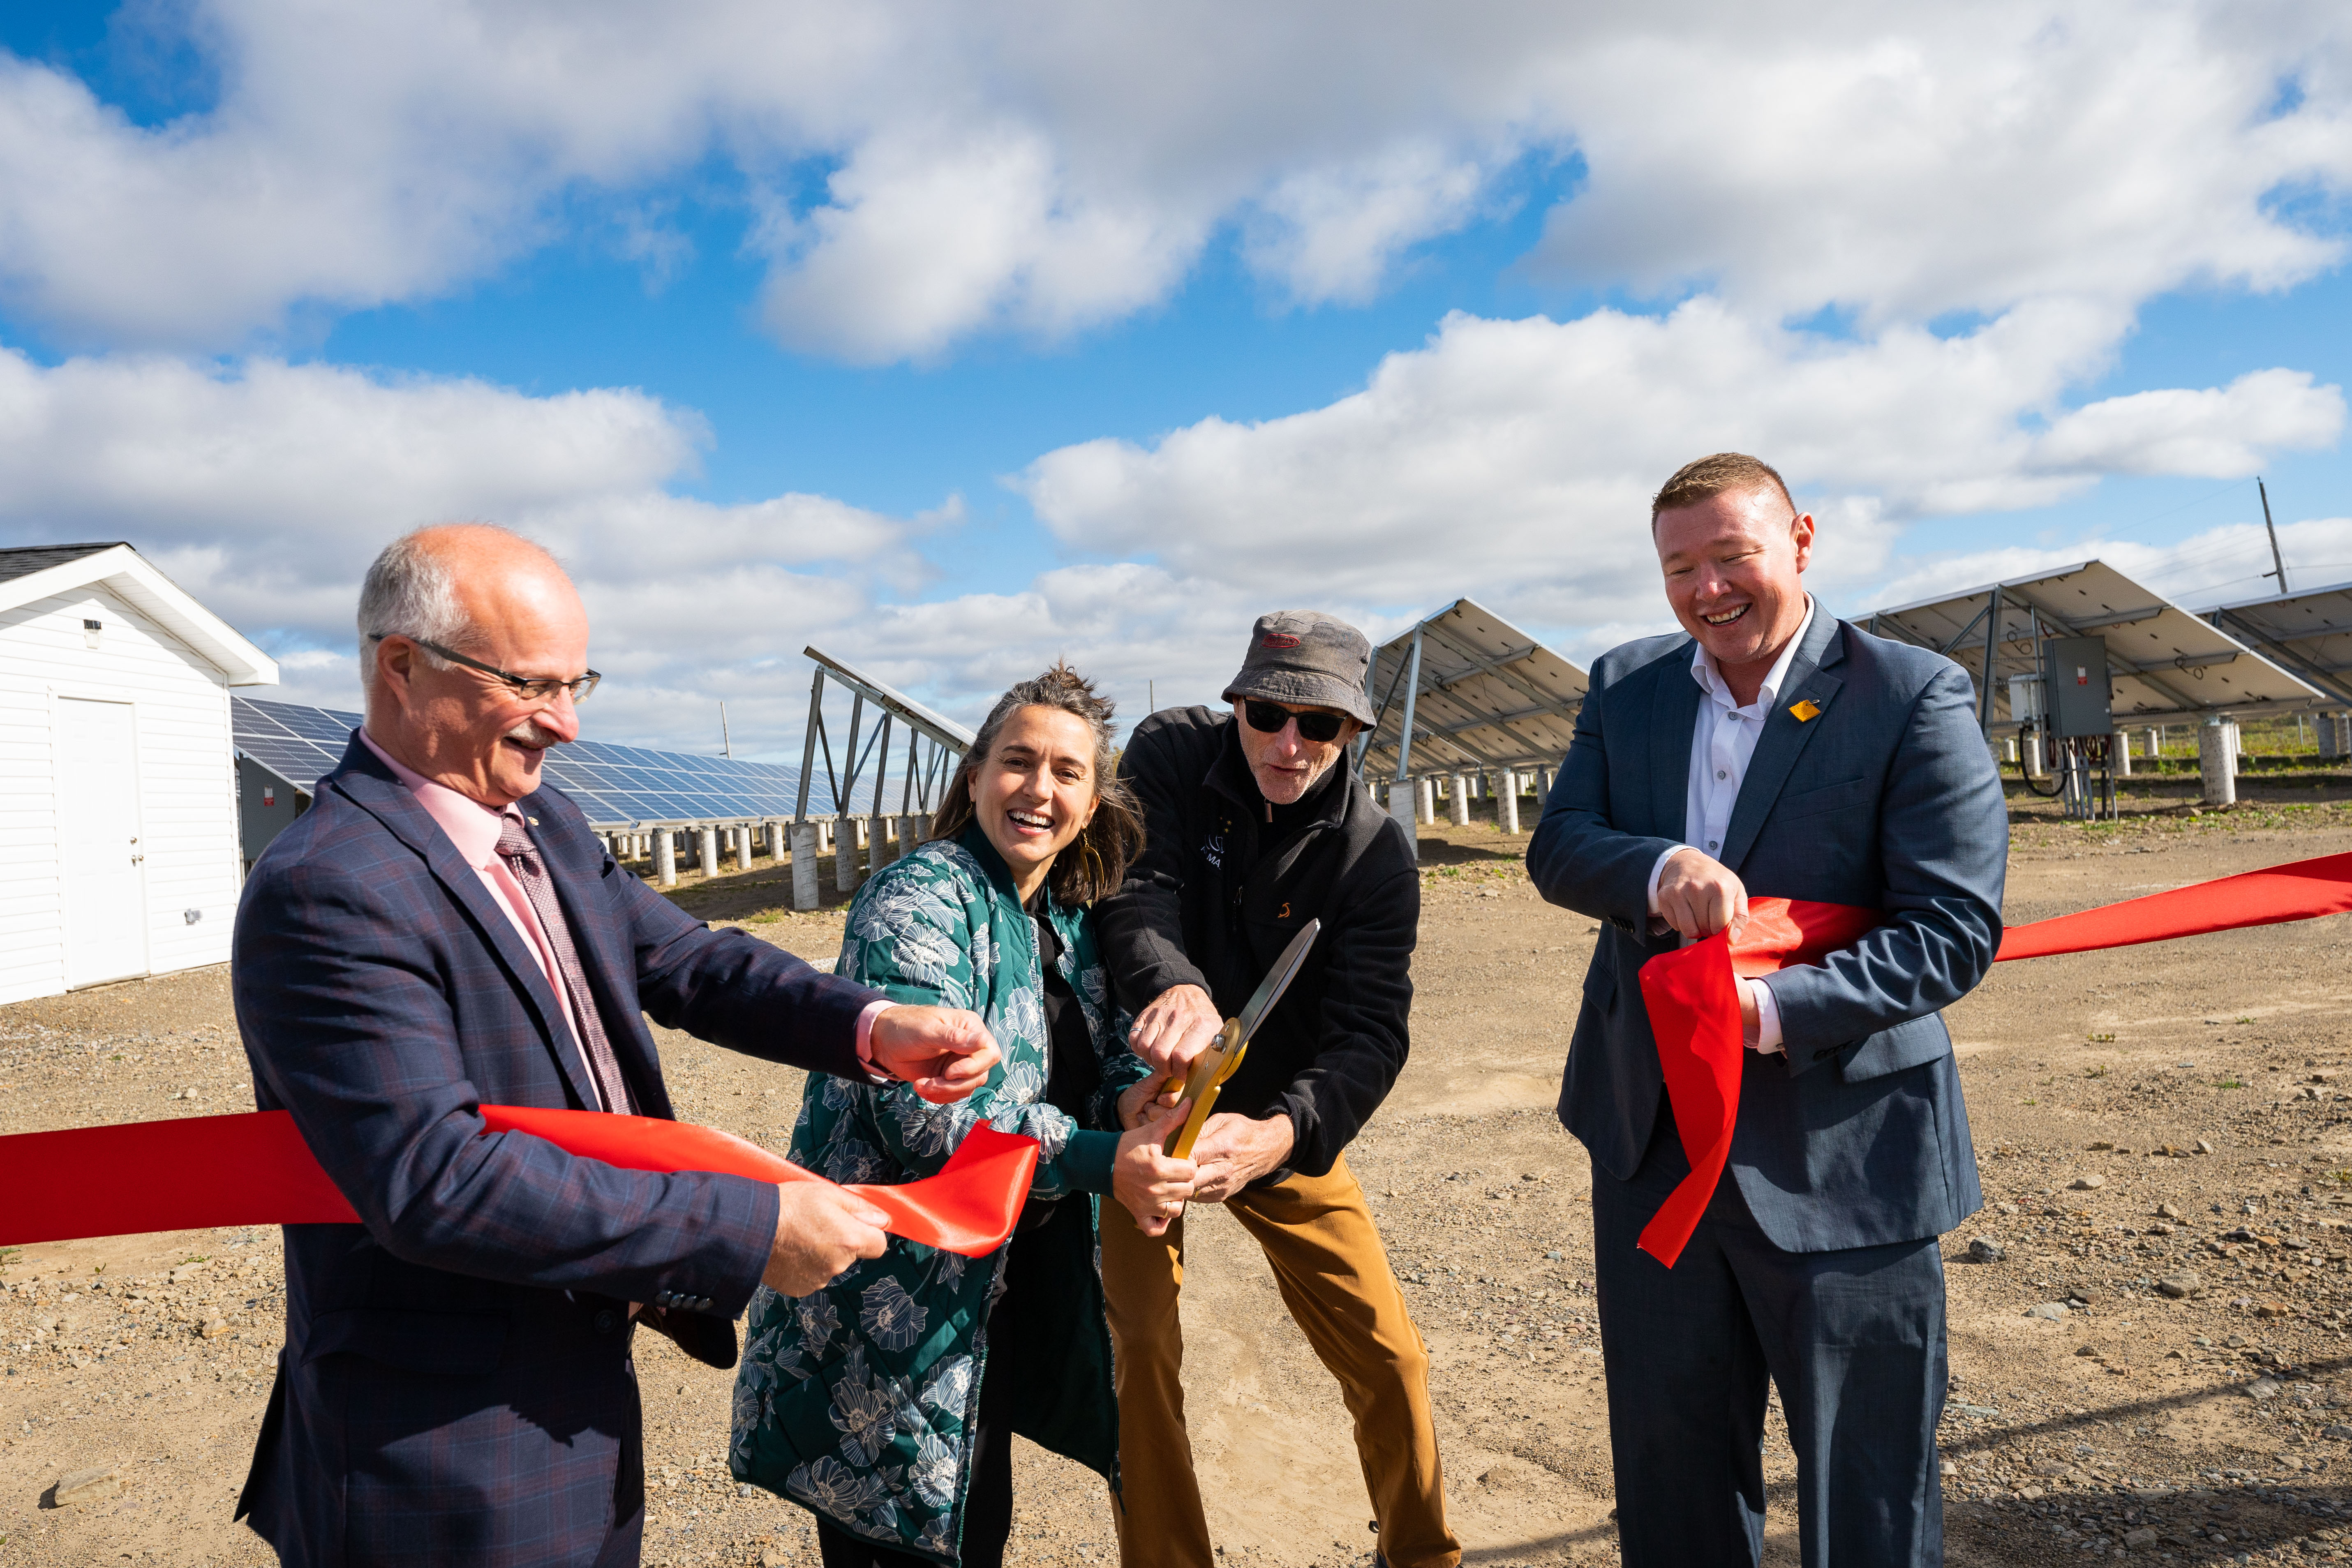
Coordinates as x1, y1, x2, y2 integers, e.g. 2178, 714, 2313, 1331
180, 1254, 209, 1265
2022, 1098, 2039, 1106
2087, 1032, 2116, 1043
2324, 1170, 2352, 1188
2216, 1078, 2248, 1090
0, 1246, 19, 1275
2085, 1065, 2110, 1078
2237, 1016, 2257, 1025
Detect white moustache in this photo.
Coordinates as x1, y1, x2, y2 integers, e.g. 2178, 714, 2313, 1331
504, 720, 562, 749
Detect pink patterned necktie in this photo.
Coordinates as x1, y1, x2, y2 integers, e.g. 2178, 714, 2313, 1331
493, 817, 636, 1115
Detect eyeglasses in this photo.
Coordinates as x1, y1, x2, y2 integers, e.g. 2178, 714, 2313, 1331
371, 634, 601, 704
1242, 700, 1349, 744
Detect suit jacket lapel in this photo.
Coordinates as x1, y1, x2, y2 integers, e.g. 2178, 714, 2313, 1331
327, 736, 602, 1113
527, 794, 670, 1118
1645, 641, 1702, 841
1719, 613, 1846, 874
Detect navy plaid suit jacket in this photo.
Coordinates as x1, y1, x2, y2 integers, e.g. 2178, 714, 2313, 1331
231, 732, 874, 1568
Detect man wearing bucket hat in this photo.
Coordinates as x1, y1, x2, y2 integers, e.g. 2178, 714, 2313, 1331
1096, 612, 1459, 1568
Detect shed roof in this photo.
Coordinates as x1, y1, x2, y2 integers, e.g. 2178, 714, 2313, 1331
0, 543, 129, 584
0, 542, 276, 686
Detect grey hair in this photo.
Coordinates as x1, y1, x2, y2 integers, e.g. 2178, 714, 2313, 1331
356, 530, 477, 711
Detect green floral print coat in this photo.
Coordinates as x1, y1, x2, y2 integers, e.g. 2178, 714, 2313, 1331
730, 826, 1153, 1564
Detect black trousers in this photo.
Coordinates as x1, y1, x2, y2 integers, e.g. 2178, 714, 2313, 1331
1593, 1104, 1948, 1568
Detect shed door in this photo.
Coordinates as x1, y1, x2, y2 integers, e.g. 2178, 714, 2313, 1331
58, 697, 148, 987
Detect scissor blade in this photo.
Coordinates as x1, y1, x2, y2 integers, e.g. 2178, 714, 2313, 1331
1230, 918, 1319, 1053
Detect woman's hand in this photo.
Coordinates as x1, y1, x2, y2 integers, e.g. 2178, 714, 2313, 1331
1111, 1104, 1196, 1237
1117, 1076, 1184, 1131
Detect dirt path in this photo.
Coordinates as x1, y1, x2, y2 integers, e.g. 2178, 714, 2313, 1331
7, 803, 2352, 1565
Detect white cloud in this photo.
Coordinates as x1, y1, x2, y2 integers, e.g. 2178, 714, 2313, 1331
1020, 299, 2344, 594
0, 1, 2343, 359
1532, 5, 2352, 324
0, 346, 940, 748
2028, 370, 2345, 478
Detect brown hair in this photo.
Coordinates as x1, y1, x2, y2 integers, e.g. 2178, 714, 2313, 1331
1651, 452, 1795, 523
926, 662, 1146, 906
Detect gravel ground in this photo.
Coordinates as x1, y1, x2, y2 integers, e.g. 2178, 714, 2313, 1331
8, 789, 2352, 1565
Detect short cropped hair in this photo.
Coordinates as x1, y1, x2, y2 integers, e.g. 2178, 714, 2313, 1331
1651, 453, 1795, 523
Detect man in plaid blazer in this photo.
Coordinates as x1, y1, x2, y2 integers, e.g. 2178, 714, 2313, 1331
231, 525, 998, 1568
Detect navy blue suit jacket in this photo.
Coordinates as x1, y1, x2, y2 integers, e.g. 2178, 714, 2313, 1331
1526, 611, 2006, 1252
232, 732, 877, 1567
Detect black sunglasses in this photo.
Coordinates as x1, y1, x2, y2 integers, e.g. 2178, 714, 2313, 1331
1242, 700, 1349, 744
371, 633, 601, 704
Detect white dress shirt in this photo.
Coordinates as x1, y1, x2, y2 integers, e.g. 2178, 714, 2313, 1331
1644, 597, 1817, 1053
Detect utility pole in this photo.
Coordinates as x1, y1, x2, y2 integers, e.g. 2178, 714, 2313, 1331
720, 702, 733, 758
2260, 477, 2290, 595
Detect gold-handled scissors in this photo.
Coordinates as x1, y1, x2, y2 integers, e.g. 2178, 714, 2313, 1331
1163, 919, 1320, 1159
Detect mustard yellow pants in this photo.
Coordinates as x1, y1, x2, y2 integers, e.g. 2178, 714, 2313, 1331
1099, 1152, 1461, 1568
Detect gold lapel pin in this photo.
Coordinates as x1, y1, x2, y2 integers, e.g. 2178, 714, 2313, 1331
1789, 700, 1821, 723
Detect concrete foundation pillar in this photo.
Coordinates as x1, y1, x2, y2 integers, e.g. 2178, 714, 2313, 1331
868, 814, 892, 877
1387, 779, 1418, 861
734, 825, 752, 872
698, 827, 719, 878
1415, 777, 1435, 825
2201, 717, 2236, 806
2322, 715, 2347, 761
2002, 737, 2018, 764
2112, 733, 2132, 777
2146, 727, 2161, 762
1449, 774, 1471, 827
656, 830, 677, 888
2024, 731, 2045, 777
834, 815, 861, 896
818, 819, 834, 853
897, 815, 923, 860
2227, 719, 2245, 774
1499, 769, 1521, 834
790, 821, 820, 911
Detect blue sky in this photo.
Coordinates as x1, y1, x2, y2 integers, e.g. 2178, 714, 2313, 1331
0, 1, 2347, 754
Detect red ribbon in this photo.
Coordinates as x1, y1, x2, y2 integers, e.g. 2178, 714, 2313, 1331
1636, 851, 2352, 1268
0, 1106, 1038, 1260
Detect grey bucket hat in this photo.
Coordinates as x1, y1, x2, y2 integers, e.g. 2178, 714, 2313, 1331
1221, 610, 1377, 727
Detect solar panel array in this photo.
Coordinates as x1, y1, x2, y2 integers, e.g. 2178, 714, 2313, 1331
2200, 580, 2352, 708
232, 697, 841, 827
1862, 560, 2322, 723
1360, 598, 1589, 778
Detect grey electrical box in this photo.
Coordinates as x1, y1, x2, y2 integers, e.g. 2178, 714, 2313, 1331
2040, 636, 2114, 738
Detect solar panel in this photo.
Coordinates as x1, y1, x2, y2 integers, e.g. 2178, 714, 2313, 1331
1860, 559, 2323, 725
231, 696, 833, 827
2198, 580, 2352, 708
1359, 598, 1589, 779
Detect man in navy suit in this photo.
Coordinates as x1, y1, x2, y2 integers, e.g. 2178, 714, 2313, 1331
232, 524, 1000, 1568
1526, 454, 2007, 1567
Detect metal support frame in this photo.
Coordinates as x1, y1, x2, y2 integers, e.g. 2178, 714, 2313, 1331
1391, 627, 1425, 785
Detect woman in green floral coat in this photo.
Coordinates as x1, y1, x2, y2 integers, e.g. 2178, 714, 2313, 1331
732, 664, 1197, 1568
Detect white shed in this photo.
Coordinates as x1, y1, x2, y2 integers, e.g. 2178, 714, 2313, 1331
0, 543, 278, 1004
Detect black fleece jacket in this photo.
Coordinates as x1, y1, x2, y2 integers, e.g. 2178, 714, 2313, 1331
1096, 706, 1419, 1186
